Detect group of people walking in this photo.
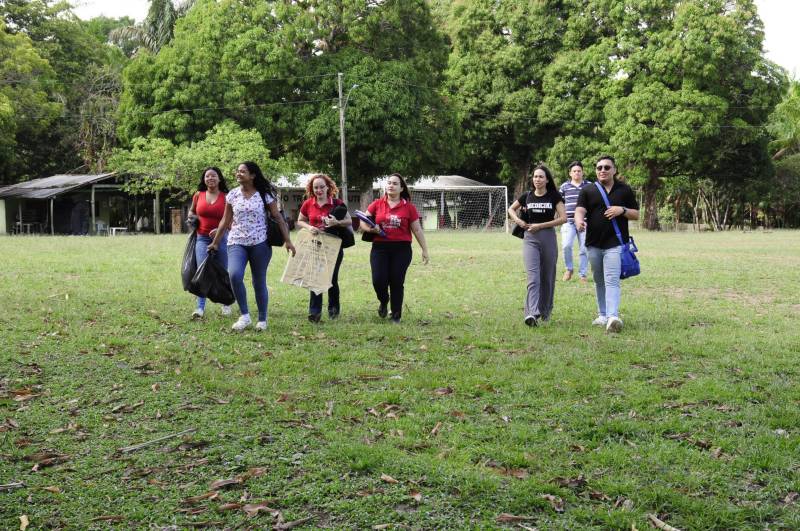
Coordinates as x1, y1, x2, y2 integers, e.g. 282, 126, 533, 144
187, 155, 637, 333
508, 155, 639, 333
188, 163, 429, 330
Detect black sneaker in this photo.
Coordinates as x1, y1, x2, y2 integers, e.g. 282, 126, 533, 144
377, 303, 388, 318
328, 308, 340, 320
524, 315, 538, 327
308, 313, 321, 323
390, 312, 401, 324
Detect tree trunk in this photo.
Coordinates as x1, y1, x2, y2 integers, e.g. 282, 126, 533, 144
642, 162, 661, 231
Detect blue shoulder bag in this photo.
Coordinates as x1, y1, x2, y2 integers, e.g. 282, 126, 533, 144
594, 182, 640, 279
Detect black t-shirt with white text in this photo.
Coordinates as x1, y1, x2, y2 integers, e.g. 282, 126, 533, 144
576, 180, 639, 249
517, 189, 564, 224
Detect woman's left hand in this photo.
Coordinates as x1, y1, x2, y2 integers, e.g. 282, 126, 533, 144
285, 241, 297, 256
209, 228, 217, 237
421, 251, 430, 265
526, 223, 540, 233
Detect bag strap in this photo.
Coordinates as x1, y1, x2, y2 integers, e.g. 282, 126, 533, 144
191, 192, 199, 213
593, 182, 626, 247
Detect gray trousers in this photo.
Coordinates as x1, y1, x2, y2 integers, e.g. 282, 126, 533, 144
522, 228, 558, 320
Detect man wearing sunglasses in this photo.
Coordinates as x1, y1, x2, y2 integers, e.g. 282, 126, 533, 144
573, 156, 639, 333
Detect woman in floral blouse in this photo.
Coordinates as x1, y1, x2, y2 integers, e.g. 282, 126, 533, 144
209, 162, 295, 330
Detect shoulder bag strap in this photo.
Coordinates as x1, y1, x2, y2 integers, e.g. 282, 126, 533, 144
594, 182, 625, 247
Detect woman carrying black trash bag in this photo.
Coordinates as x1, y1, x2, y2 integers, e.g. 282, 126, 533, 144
208, 162, 296, 331
359, 173, 429, 324
507, 163, 567, 327
187, 166, 230, 320
296, 173, 352, 323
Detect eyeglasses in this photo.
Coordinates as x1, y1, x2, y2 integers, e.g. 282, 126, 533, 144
596, 165, 613, 171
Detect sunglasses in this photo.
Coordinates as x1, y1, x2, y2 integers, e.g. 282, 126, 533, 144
596, 164, 613, 171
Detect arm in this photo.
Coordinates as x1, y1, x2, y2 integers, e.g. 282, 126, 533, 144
528, 202, 567, 233
207, 203, 232, 251
603, 206, 639, 220
268, 201, 296, 256
359, 211, 382, 234
574, 206, 587, 232
410, 219, 429, 265
296, 212, 319, 235
507, 200, 529, 230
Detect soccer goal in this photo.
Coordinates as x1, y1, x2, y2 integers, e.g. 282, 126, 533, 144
374, 175, 508, 232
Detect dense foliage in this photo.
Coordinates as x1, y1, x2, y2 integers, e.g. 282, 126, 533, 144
2, 0, 799, 227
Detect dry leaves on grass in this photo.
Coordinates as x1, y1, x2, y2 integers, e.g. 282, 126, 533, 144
380, 473, 400, 484
484, 460, 529, 480
433, 386, 454, 396
551, 475, 587, 489
19, 515, 29, 531
12, 388, 41, 402
541, 494, 565, 513
208, 478, 241, 490
647, 513, 682, 531
182, 492, 219, 505
90, 515, 125, 523
26, 451, 69, 471
429, 422, 442, 437
496, 513, 535, 523
409, 490, 423, 503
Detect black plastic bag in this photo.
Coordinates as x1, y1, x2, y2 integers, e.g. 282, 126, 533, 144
181, 231, 198, 291
189, 251, 235, 305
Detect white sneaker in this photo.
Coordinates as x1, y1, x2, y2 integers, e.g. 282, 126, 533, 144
255, 321, 267, 331
592, 316, 607, 326
606, 316, 623, 333
231, 315, 252, 331
221, 305, 232, 316
524, 315, 538, 327
191, 308, 204, 320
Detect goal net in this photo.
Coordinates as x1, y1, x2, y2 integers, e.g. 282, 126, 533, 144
373, 176, 508, 232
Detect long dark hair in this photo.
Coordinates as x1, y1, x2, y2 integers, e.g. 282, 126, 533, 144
241, 161, 277, 197
531, 164, 557, 193
387, 173, 411, 201
197, 166, 229, 193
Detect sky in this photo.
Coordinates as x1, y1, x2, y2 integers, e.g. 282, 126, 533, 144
71, 0, 798, 77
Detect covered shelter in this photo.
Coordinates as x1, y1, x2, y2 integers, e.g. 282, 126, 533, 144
0, 173, 164, 235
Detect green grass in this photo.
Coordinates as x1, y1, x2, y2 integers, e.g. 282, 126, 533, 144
1, 231, 799, 529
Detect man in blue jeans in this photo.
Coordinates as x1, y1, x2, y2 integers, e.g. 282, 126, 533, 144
573, 156, 639, 333
558, 161, 590, 282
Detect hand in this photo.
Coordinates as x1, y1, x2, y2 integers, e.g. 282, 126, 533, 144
421, 250, 430, 265
308, 226, 320, 235
604, 206, 624, 219
526, 223, 540, 234
322, 215, 335, 228
209, 228, 218, 237
207, 242, 218, 252
372, 225, 382, 234
285, 241, 297, 256
574, 219, 586, 232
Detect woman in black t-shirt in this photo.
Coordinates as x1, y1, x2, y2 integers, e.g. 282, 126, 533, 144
507, 164, 567, 326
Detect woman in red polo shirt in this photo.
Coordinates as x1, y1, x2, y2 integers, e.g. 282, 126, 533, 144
360, 173, 429, 324
187, 166, 230, 319
296, 174, 352, 322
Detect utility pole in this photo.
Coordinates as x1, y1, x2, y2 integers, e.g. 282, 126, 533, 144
338, 72, 348, 205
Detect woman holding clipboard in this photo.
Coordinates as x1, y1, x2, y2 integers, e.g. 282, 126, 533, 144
359, 173, 429, 324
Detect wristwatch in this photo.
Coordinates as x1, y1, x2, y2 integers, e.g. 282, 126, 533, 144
621, 207, 627, 216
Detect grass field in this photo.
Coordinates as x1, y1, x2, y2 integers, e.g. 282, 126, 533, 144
1, 230, 799, 529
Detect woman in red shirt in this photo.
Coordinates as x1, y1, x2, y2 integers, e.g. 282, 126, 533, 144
188, 166, 230, 319
360, 173, 429, 324
296, 174, 352, 322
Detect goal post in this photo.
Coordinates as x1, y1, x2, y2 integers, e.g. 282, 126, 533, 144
405, 185, 508, 232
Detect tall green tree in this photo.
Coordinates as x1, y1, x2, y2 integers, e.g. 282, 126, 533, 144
768, 80, 800, 160
547, 0, 783, 230
0, 20, 62, 183
443, 0, 568, 189
2, 0, 122, 180
109, 0, 195, 56
117, 0, 457, 197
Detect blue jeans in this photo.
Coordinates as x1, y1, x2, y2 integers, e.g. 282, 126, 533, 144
195, 233, 228, 311
561, 221, 588, 277
587, 245, 621, 318
228, 241, 272, 322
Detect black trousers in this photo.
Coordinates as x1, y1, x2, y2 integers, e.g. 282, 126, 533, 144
309, 248, 344, 315
370, 242, 412, 318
